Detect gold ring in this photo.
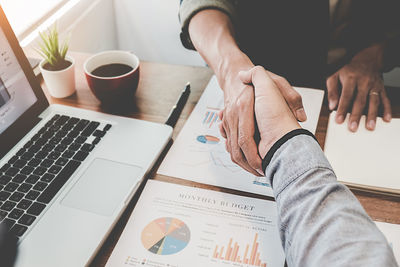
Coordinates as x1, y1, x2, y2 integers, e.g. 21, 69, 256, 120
369, 91, 379, 96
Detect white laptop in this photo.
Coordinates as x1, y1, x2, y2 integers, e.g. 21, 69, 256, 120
0, 7, 172, 266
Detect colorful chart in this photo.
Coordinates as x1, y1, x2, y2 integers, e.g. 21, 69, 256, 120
203, 109, 220, 128
197, 135, 220, 144
141, 217, 190, 255
213, 233, 267, 267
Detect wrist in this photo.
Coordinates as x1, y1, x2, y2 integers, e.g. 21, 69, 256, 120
258, 122, 301, 159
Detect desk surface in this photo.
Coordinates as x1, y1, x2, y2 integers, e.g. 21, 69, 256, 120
39, 52, 400, 266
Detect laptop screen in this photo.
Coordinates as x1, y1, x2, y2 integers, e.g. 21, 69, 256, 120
0, 27, 37, 134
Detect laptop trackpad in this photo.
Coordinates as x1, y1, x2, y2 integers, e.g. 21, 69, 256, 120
61, 158, 142, 216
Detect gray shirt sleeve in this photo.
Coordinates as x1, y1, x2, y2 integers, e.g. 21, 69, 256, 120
179, 0, 237, 50
264, 135, 398, 267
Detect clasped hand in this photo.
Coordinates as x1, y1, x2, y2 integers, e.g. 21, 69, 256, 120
219, 67, 302, 176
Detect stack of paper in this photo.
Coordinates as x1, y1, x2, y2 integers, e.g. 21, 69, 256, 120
324, 111, 400, 194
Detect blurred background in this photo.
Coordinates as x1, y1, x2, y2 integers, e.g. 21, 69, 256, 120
0, 0, 399, 85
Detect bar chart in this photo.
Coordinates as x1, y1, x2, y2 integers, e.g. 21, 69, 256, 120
202, 108, 220, 128
212, 233, 267, 267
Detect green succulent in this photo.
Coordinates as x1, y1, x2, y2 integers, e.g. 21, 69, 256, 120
36, 24, 70, 69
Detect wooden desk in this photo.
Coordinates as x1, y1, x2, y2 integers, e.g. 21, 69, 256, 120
39, 52, 400, 266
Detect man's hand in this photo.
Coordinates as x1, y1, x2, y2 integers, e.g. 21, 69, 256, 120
327, 44, 392, 131
238, 66, 301, 160
219, 63, 306, 176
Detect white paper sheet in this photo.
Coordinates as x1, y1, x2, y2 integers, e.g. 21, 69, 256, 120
158, 76, 324, 196
375, 221, 400, 263
106, 180, 285, 267
324, 111, 400, 190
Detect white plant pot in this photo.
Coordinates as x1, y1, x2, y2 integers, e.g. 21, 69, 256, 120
39, 56, 76, 98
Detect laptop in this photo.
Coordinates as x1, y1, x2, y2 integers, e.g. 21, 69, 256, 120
0, 7, 172, 266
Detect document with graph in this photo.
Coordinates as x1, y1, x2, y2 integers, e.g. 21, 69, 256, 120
106, 180, 285, 267
158, 76, 324, 196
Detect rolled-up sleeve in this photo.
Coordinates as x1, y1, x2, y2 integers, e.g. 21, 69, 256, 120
179, 0, 237, 50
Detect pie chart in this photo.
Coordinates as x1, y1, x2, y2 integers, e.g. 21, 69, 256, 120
197, 135, 220, 144
141, 217, 190, 255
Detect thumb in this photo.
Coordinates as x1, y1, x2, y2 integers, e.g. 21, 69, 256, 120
239, 69, 252, 85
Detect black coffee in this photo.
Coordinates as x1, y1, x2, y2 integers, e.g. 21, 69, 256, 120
91, 63, 133, 77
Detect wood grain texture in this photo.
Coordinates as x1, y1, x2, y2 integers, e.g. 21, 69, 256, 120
38, 52, 400, 266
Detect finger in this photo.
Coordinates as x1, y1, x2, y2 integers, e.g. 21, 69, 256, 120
336, 77, 356, 124
237, 91, 263, 175
219, 123, 227, 138
381, 89, 392, 122
268, 72, 307, 122
326, 74, 340, 110
239, 69, 253, 84
366, 91, 380, 131
218, 109, 224, 120
348, 84, 368, 132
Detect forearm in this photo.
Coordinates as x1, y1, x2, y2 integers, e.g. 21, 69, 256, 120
265, 135, 397, 266
188, 10, 253, 97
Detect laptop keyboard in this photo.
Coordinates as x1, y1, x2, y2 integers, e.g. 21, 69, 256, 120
0, 114, 111, 239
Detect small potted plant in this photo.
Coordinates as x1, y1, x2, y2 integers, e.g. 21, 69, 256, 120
37, 25, 75, 98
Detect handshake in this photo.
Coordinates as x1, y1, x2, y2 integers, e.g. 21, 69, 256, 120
218, 66, 301, 176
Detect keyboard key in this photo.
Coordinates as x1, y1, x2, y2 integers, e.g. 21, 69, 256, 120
0, 175, 12, 185
0, 164, 11, 174
49, 125, 61, 132
13, 159, 27, 169
49, 137, 61, 145
20, 166, 34, 175
5, 167, 19, 177
48, 165, 62, 174
35, 151, 49, 159
74, 119, 89, 131
82, 121, 100, 136
2, 218, 16, 229
55, 115, 69, 125
35, 138, 47, 146
75, 136, 87, 144
51, 114, 60, 121
48, 151, 61, 160
27, 145, 41, 154
104, 124, 112, 131
73, 151, 89, 161
17, 199, 32, 210
27, 202, 46, 216
93, 130, 106, 138
69, 117, 79, 124
0, 191, 10, 201
38, 160, 80, 204
67, 131, 79, 139
12, 174, 26, 183
42, 144, 55, 152
28, 158, 42, 167
55, 158, 68, 166
55, 130, 68, 139
30, 133, 41, 142
33, 182, 47, 191
17, 183, 33, 193
33, 167, 47, 176
81, 144, 95, 152
4, 183, 19, 192
68, 143, 81, 151
62, 150, 75, 158
61, 137, 74, 145
11, 224, 28, 237
26, 191, 40, 201
41, 173, 55, 183
16, 148, 25, 156
26, 175, 40, 184
0, 210, 8, 220
23, 141, 34, 149
93, 137, 101, 145
7, 156, 18, 165
40, 159, 54, 168
8, 208, 23, 220
41, 131, 54, 140
55, 144, 67, 152
9, 192, 24, 202
19, 214, 35, 226
1, 201, 16, 211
